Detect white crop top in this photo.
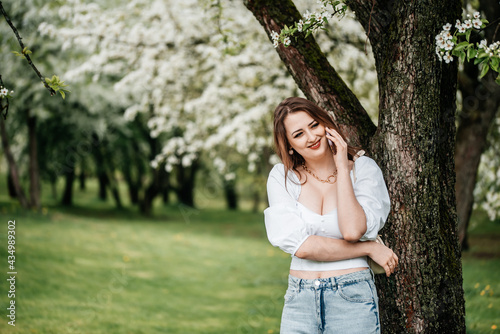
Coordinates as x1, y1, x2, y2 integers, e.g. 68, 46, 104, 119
263, 156, 390, 271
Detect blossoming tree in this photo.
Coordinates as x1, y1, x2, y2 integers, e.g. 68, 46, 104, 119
244, 0, 466, 332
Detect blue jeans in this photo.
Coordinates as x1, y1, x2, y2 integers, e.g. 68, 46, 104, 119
280, 269, 380, 334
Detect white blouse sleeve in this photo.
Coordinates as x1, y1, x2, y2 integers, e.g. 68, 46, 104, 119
352, 156, 391, 241
264, 164, 311, 256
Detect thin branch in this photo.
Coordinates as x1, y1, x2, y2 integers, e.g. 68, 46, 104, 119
364, 0, 376, 55
0, 1, 56, 96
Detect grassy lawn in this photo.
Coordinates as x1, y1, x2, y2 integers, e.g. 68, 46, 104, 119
0, 178, 499, 333
462, 210, 500, 334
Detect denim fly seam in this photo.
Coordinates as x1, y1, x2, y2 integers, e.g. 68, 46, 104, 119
281, 269, 380, 334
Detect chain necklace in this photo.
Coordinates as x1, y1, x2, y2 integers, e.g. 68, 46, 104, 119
302, 164, 338, 184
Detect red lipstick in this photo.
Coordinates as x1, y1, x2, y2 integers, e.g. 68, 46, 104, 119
309, 140, 321, 150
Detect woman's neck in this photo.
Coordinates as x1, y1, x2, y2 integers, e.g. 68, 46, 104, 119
304, 152, 336, 173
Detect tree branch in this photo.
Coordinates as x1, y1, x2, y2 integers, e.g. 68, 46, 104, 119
346, 0, 393, 57
243, 0, 376, 149
0, 1, 56, 97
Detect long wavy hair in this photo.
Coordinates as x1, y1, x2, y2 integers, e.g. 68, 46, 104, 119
273, 97, 361, 183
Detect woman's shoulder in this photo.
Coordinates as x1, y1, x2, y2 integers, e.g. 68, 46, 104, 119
269, 163, 299, 180
353, 154, 384, 179
268, 163, 301, 195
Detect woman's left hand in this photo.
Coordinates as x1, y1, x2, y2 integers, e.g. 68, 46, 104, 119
326, 127, 349, 172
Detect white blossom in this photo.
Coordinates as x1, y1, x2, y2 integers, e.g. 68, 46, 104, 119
472, 19, 482, 29
283, 37, 291, 47
443, 23, 452, 31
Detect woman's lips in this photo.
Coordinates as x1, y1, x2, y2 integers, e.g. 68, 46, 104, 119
309, 140, 321, 150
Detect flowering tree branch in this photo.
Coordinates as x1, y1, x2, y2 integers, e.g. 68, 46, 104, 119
435, 11, 500, 85
0, 1, 57, 97
244, 0, 376, 148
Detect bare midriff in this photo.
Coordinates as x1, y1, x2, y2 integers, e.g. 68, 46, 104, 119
289, 267, 368, 279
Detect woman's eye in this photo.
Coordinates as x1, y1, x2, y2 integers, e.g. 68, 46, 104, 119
311, 123, 319, 128
293, 132, 303, 138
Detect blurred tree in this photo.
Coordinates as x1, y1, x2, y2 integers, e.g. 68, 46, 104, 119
0, 0, 55, 210
245, 0, 465, 332
455, 0, 500, 248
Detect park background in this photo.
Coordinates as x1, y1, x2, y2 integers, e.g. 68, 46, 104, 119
1, 0, 500, 333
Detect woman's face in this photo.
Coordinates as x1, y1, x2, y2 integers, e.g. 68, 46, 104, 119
284, 111, 329, 162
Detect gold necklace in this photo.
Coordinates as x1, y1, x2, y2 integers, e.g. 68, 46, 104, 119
302, 164, 338, 184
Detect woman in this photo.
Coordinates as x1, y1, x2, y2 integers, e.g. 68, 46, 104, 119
264, 97, 398, 333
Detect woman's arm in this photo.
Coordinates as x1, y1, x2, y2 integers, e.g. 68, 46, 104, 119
326, 128, 368, 241
336, 167, 367, 241
295, 235, 399, 277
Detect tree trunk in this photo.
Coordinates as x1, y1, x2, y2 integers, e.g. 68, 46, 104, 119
455, 0, 500, 249
61, 164, 75, 206
224, 179, 238, 210
139, 165, 169, 215
107, 169, 123, 209
97, 172, 108, 201
162, 187, 169, 204
27, 110, 41, 210
79, 170, 86, 190
348, 1, 466, 332
7, 172, 16, 198
245, 0, 466, 332
175, 161, 198, 207
0, 116, 29, 208
121, 144, 141, 205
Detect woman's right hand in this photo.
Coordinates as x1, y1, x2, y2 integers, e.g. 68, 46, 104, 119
368, 241, 399, 277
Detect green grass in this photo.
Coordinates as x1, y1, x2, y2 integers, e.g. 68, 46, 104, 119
0, 178, 499, 333
462, 210, 500, 334
0, 180, 288, 334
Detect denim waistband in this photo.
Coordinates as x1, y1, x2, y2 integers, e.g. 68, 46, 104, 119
288, 269, 374, 289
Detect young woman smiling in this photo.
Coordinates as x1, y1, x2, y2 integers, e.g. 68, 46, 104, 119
264, 97, 398, 333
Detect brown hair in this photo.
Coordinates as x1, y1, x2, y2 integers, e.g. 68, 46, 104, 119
273, 97, 361, 182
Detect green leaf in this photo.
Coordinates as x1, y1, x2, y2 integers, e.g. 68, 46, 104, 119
467, 48, 477, 61
454, 41, 469, 52
495, 74, 500, 86
11, 51, 25, 58
465, 29, 471, 42
479, 64, 490, 78
459, 51, 466, 63
491, 57, 500, 73
44, 75, 70, 99
22, 46, 32, 55
474, 57, 488, 65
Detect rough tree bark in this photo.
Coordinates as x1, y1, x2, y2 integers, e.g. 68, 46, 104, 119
244, 0, 466, 332
455, 0, 500, 249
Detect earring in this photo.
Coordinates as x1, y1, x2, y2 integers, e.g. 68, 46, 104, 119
289, 149, 294, 155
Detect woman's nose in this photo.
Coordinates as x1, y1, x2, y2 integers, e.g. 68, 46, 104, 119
305, 130, 315, 142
